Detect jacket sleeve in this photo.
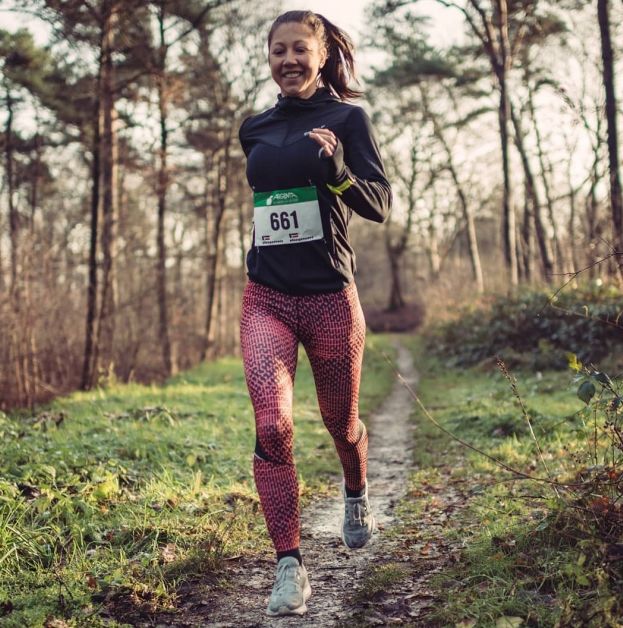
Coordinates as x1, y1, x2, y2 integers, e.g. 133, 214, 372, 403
322, 106, 392, 223
238, 116, 252, 157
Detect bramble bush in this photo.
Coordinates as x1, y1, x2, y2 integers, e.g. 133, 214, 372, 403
426, 284, 623, 370
530, 358, 623, 625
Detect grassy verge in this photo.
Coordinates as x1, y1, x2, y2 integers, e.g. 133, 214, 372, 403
0, 334, 395, 627
396, 335, 623, 627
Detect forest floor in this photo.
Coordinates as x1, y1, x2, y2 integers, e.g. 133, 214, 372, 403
4, 333, 622, 626
144, 342, 470, 627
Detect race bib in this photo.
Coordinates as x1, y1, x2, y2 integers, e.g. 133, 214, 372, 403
253, 186, 323, 247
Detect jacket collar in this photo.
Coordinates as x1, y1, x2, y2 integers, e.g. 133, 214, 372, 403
275, 87, 339, 112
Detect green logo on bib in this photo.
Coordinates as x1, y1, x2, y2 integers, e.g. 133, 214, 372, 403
255, 186, 318, 208
267, 191, 299, 206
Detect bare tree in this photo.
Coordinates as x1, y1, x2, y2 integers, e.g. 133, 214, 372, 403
419, 86, 484, 292
597, 0, 623, 266
384, 137, 419, 310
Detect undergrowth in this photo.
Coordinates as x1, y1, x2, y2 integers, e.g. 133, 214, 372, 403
401, 286, 623, 627
0, 334, 395, 627
426, 283, 623, 370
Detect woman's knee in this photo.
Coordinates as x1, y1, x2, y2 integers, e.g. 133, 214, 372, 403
255, 415, 294, 464
323, 415, 364, 446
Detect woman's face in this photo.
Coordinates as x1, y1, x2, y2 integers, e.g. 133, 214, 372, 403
268, 22, 326, 99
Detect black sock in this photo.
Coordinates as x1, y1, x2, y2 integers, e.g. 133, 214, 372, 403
345, 486, 366, 498
277, 548, 303, 565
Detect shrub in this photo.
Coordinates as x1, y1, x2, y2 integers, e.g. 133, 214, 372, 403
426, 284, 623, 369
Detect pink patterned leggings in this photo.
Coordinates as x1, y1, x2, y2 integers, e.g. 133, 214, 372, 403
240, 280, 368, 552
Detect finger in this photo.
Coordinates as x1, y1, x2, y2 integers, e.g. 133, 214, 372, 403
307, 128, 334, 138
306, 132, 336, 156
320, 140, 335, 157
312, 129, 335, 141
307, 132, 332, 148
309, 131, 337, 150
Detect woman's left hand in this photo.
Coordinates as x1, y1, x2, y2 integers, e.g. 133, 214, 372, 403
306, 127, 338, 157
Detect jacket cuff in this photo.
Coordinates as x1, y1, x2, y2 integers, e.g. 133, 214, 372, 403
320, 137, 349, 185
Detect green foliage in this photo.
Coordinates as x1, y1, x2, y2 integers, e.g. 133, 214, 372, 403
426, 285, 623, 369
402, 337, 623, 627
0, 336, 395, 626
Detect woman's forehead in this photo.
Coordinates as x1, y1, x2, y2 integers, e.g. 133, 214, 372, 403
270, 22, 319, 45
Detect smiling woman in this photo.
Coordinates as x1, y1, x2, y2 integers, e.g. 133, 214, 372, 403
237, 7, 392, 620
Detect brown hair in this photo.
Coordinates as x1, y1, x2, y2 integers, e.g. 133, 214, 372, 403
267, 10, 362, 100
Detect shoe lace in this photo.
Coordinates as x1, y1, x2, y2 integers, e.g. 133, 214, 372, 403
346, 500, 367, 526
275, 562, 299, 592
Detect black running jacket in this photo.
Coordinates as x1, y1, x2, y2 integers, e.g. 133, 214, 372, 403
239, 87, 392, 295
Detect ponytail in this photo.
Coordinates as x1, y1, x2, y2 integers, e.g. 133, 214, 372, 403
267, 11, 362, 100
317, 15, 362, 100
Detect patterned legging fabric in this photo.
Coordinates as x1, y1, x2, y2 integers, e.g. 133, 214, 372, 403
240, 280, 368, 552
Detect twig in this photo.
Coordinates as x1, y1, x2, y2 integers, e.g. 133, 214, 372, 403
540, 251, 623, 316
374, 346, 586, 489
496, 358, 559, 496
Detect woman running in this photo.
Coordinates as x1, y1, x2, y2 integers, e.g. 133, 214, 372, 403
238, 10, 392, 617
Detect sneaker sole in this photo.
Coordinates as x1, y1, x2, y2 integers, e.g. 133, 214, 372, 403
265, 580, 312, 616
340, 515, 377, 549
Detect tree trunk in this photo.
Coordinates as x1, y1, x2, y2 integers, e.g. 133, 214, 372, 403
597, 0, 623, 264
81, 84, 102, 390
201, 147, 229, 361
510, 102, 553, 280
525, 75, 563, 271
5, 89, 19, 297
96, 0, 119, 377
156, 3, 173, 377
519, 180, 533, 282
566, 147, 580, 273
4, 88, 27, 406
382, 132, 419, 309
586, 167, 603, 278
495, 0, 518, 286
384, 226, 406, 311
427, 187, 442, 280
0, 209, 4, 292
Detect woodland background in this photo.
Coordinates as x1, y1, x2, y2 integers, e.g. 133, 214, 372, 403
1, 0, 622, 408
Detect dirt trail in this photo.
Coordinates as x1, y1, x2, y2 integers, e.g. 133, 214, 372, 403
172, 341, 418, 628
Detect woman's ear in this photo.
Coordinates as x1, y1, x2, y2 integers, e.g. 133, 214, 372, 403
320, 48, 328, 69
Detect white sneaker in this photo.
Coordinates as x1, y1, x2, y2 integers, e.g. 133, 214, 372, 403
266, 556, 312, 616
341, 480, 376, 549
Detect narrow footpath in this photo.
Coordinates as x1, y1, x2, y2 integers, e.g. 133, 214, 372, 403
187, 342, 420, 627
150, 341, 467, 627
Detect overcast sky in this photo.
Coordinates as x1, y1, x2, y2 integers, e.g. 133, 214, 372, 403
281, 0, 464, 49
0, 1, 464, 56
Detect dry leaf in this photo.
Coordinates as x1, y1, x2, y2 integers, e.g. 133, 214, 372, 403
161, 543, 177, 563
495, 617, 524, 628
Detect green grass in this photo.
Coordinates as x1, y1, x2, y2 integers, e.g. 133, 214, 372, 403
397, 335, 623, 628
354, 562, 409, 603
0, 334, 395, 627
